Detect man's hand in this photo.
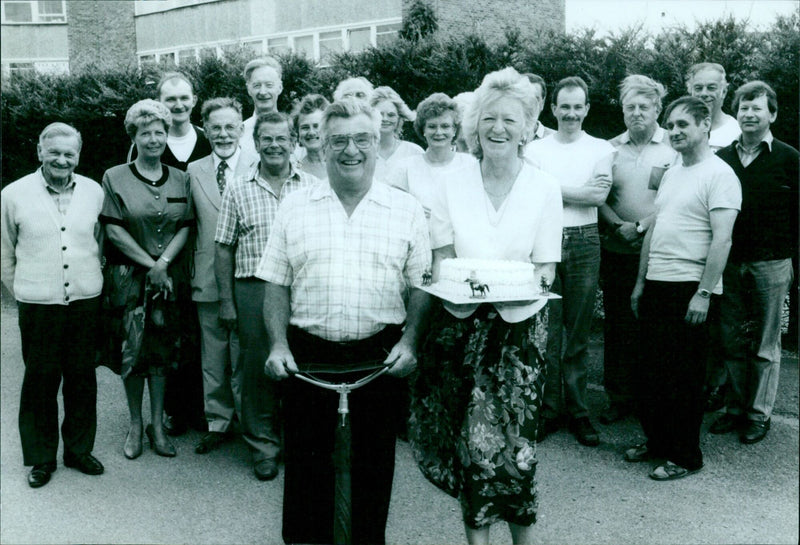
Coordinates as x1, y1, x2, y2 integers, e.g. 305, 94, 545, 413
264, 344, 297, 380
218, 299, 238, 331
616, 222, 640, 242
685, 293, 710, 325
630, 281, 644, 319
383, 339, 417, 377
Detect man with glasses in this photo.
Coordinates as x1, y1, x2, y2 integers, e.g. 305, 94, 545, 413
187, 98, 257, 455
257, 99, 431, 544
214, 111, 317, 480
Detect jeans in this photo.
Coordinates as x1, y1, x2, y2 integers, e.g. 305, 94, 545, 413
721, 259, 793, 422
543, 224, 600, 419
599, 248, 640, 408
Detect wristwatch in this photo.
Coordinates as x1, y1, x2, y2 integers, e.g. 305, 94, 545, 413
697, 288, 711, 299
635, 221, 645, 234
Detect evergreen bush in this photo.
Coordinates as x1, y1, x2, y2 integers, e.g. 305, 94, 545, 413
2, 14, 797, 186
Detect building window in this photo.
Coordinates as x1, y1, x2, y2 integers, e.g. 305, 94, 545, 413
293, 35, 314, 58
348, 27, 372, 53
199, 47, 217, 60
376, 23, 401, 46
139, 54, 156, 68
1, 1, 66, 23
8, 62, 35, 76
267, 37, 288, 55
319, 30, 343, 63
245, 40, 264, 56
178, 48, 197, 65
159, 52, 176, 68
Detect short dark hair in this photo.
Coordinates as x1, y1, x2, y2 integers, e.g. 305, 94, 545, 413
156, 71, 195, 97
663, 96, 710, 126
253, 111, 294, 141
732, 80, 778, 114
522, 73, 547, 102
201, 97, 243, 124
290, 94, 330, 135
552, 76, 589, 106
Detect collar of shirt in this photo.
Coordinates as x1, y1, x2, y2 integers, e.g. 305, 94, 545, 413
736, 130, 774, 153
533, 122, 546, 139
309, 178, 393, 209
618, 126, 667, 146
246, 162, 304, 197
213, 148, 241, 172
37, 167, 76, 194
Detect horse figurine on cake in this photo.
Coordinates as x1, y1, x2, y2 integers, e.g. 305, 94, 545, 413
464, 271, 490, 298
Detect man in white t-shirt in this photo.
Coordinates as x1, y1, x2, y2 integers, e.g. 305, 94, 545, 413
686, 62, 741, 151
525, 77, 614, 447
628, 96, 740, 481
240, 57, 283, 159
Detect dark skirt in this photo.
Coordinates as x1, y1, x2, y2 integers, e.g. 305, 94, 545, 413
410, 302, 548, 529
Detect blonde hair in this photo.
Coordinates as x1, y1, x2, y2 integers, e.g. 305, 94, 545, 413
124, 99, 172, 139
320, 98, 381, 141
370, 86, 415, 136
461, 67, 539, 159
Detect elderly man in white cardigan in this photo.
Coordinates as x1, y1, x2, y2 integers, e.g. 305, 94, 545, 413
1, 123, 105, 488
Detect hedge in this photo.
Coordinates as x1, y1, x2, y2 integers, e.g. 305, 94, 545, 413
2, 14, 797, 186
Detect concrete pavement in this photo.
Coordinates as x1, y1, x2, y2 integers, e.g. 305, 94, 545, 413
1, 293, 798, 545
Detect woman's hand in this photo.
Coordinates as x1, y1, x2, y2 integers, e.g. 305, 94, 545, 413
146, 260, 173, 293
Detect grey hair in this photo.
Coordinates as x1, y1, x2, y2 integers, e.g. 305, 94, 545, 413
124, 99, 172, 139
333, 76, 374, 102
685, 62, 727, 88
39, 122, 82, 150
619, 74, 667, 111
244, 56, 282, 81
370, 86, 415, 136
461, 67, 540, 160
320, 98, 381, 141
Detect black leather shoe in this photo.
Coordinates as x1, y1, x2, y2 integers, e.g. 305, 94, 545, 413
254, 459, 279, 481
195, 431, 227, 454
28, 462, 56, 488
569, 417, 600, 446
740, 419, 770, 444
537, 416, 561, 442
163, 415, 188, 437
599, 404, 631, 424
63, 453, 104, 475
709, 413, 745, 434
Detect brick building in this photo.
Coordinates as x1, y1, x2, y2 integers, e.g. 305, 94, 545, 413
1, 0, 565, 77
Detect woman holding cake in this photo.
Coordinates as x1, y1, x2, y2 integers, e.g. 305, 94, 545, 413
410, 67, 563, 545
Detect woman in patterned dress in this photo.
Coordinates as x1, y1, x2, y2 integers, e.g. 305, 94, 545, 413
410, 67, 563, 545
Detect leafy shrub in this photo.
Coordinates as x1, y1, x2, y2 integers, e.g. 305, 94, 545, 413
2, 13, 797, 186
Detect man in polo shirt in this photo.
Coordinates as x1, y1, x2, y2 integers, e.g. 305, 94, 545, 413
711, 81, 799, 444
686, 62, 741, 151
629, 96, 740, 480
214, 111, 317, 480
240, 57, 283, 159
598, 75, 678, 424
258, 98, 431, 545
525, 76, 615, 446
1, 123, 105, 488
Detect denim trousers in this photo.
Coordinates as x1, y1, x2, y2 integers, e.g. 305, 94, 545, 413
721, 259, 793, 422
543, 224, 600, 419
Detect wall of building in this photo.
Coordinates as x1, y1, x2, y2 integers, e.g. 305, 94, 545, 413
67, 1, 137, 72
255, 0, 401, 33
1, 24, 68, 60
403, 0, 565, 39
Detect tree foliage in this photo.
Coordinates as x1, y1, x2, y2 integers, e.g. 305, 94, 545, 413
2, 14, 797, 186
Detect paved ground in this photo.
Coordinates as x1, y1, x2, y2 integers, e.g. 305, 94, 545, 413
1, 290, 798, 545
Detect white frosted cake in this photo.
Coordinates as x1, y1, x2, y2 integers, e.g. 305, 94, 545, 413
435, 258, 539, 301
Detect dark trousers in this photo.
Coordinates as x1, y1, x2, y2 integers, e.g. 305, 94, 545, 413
18, 297, 100, 466
236, 278, 281, 462
599, 249, 640, 408
637, 281, 707, 471
282, 325, 403, 545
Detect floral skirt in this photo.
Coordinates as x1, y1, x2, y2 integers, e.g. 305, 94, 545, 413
410, 302, 548, 529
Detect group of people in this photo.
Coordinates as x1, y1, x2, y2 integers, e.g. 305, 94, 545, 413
1, 53, 797, 545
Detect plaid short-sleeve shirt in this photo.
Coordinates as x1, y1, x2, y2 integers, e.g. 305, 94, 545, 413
215, 164, 316, 277
256, 180, 431, 342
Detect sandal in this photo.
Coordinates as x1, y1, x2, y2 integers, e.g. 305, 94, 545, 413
624, 443, 651, 463
649, 461, 702, 481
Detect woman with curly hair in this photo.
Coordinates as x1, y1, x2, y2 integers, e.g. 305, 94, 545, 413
410, 68, 563, 545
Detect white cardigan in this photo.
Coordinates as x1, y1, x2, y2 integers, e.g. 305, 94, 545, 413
1, 170, 104, 304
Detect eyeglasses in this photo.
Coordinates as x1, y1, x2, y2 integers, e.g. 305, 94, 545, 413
258, 135, 291, 145
325, 132, 374, 151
